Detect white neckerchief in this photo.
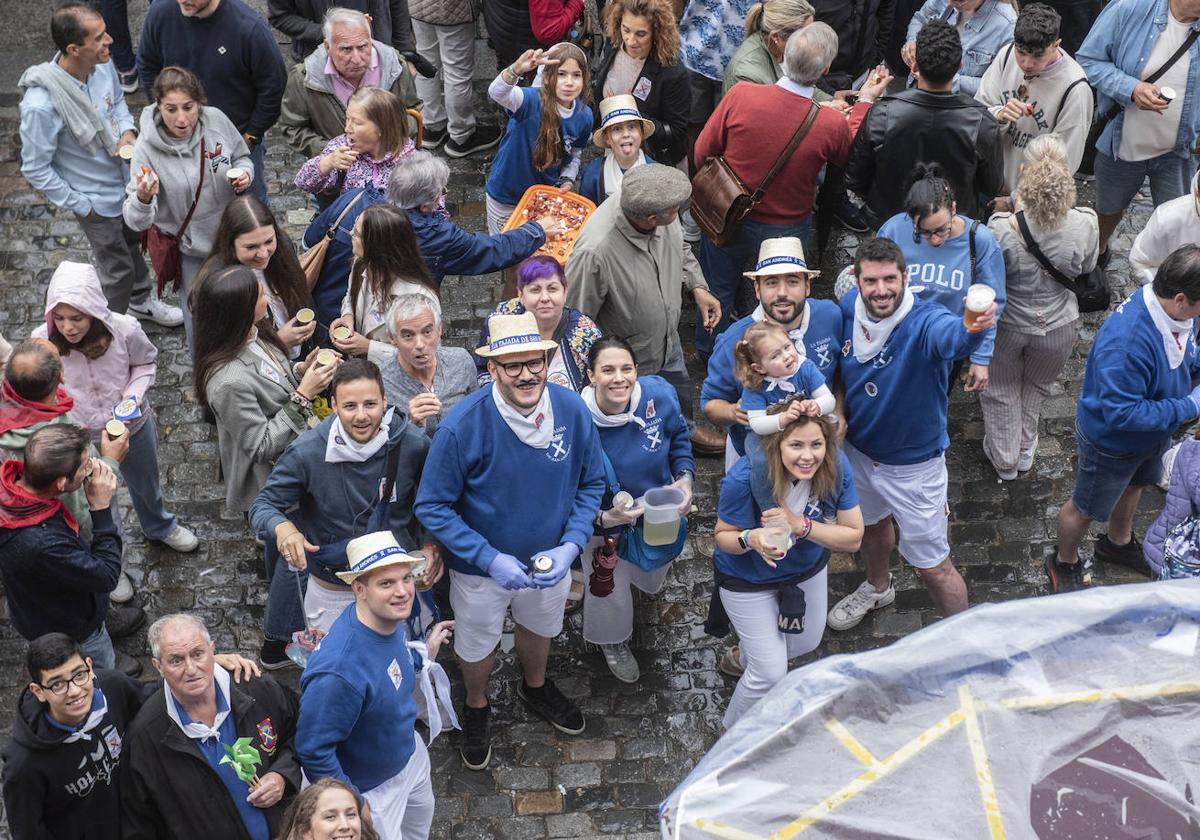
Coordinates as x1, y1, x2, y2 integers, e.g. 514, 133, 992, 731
752, 302, 811, 360
602, 148, 647, 197
59, 689, 109, 743
853, 288, 916, 362
784, 479, 811, 516
326, 406, 394, 463
764, 355, 802, 394
1142, 284, 1194, 370
582, 382, 646, 428
164, 665, 232, 742
491, 384, 554, 449
408, 640, 460, 744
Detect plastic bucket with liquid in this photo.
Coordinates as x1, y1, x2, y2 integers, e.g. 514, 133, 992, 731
641, 487, 685, 546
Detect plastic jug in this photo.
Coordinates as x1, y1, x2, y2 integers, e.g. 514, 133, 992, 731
641, 486, 685, 546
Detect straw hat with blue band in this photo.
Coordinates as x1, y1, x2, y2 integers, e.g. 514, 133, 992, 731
475, 312, 559, 357
743, 236, 821, 279
592, 94, 656, 147
336, 531, 427, 584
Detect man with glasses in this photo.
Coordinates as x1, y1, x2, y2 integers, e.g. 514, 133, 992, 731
415, 312, 605, 771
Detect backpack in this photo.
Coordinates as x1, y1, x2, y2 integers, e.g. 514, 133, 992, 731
1160, 515, 1200, 580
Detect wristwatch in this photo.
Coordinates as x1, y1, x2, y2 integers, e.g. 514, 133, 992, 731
737, 529, 752, 551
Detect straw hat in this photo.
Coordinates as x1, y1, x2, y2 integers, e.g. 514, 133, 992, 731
336, 531, 426, 584
592, 94, 656, 147
475, 311, 558, 358
743, 237, 821, 279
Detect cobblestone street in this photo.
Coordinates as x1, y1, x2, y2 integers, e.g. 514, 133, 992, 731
0, 3, 1165, 837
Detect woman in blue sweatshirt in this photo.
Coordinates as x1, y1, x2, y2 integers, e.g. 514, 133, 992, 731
876, 163, 1006, 393
580, 337, 693, 683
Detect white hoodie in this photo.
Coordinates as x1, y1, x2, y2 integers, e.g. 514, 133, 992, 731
1130, 171, 1200, 285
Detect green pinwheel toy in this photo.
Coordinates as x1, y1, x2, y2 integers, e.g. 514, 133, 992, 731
220, 737, 263, 787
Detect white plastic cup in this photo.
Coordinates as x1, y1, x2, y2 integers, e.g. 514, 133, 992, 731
1160, 85, 1177, 104
315, 348, 336, 367
612, 491, 634, 510
296, 307, 315, 324
963, 284, 996, 333
641, 486, 685, 546
226, 166, 246, 184
763, 526, 794, 555
118, 145, 134, 161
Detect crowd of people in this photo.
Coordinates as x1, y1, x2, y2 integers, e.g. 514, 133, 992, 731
3, 0, 1200, 836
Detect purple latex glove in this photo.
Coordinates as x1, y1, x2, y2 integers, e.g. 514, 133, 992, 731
487, 552, 533, 591
530, 543, 579, 588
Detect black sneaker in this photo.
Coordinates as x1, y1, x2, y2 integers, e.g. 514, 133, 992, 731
1094, 533, 1151, 576
460, 704, 492, 770
259, 639, 294, 670
1097, 249, 1112, 270
422, 124, 447, 149
118, 69, 139, 95
517, 678, 585, 735
1044, 545, 1093, 593
115, 651, 143, 678
833, 194, 872, 233
444, 124, 503, 158
105, 606, 146, 639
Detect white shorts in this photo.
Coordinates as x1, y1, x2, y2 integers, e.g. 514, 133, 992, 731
363, 737, 434, 840
843, 442, 950, 570
449, 569, 570, 662
304, 582, 355, 634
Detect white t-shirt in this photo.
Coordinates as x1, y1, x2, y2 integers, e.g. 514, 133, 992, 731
1119, 12, 1192, 162
545, 346, 572, 389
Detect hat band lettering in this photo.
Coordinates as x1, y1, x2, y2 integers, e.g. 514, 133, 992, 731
351, 545, 404, 571
490, 333, 543, 350
602, 108, 642, 125
757, 255, 808, 271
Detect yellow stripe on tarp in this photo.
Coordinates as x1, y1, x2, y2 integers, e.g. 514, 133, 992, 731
958, 685, 1006, 840
992, 680, 1200, 710
824, 718, 880, 769
690, 818, 765, 839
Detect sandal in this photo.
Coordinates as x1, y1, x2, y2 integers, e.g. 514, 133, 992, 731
564, 569, 585, 614
718, 645, 744, 677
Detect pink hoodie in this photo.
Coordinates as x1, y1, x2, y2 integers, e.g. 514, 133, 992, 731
33, 261, 157, 432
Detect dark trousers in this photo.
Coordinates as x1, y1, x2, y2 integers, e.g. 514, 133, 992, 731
100, 0, 136, 72
1043, 0, 1103, 56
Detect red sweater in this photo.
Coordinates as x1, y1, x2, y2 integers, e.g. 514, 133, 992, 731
694, 83, 871, 225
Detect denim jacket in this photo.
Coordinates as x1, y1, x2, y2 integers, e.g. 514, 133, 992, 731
907, 0, 1016, 96
1077, 0, 1200, 160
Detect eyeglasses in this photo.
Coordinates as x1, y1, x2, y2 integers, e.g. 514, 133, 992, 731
913, 218, 955, 242
494, 356, 547, 377
40, 667, 91, 696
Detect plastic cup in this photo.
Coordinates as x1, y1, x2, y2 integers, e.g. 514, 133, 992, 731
296, 307, 315, 324
226, 167, 245, 183
1160, 86, 1177, 104
642, 486, 685, 546
118, 145, 134, 161
963, 284, 996, 333
612, 490, 634, 510
315, 348, 336, 367
105, 419, 126, 438
332, 325, 352, 341
763, 526, 794, 555
533, 555, 554, 573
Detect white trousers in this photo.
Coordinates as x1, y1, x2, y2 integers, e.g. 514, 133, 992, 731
412, 20, 477, 142
719, 566, 828, 729
363, 737, 435, 840
579, 536, 673, 645
304, 582, 355, 634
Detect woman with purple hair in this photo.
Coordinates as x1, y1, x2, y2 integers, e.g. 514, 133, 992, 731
475, 255, 602, 392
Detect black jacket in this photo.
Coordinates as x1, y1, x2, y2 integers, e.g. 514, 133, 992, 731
268, 0, 416, 61
813, 0, 895, 93
2, 670, 150, 840
0, 507, 121, 644
590, 46, 691, 166
119, 675, 302, 840
482, 0, 542, 68
845, 88, 1004, 220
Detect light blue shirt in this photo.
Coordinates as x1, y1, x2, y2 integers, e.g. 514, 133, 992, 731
907, 0, 1016, 96
19, 59, 134, 218
1077, 0, 1200, 161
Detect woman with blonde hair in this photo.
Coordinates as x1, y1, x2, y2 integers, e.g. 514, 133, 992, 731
983, 133, 1099, 480
723, 0, 818, 92
274, 778, 380, 840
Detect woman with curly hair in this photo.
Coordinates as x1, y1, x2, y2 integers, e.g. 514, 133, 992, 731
590, 0, 691, 166
274, 778, 380, 840
983, 133, 1098, 480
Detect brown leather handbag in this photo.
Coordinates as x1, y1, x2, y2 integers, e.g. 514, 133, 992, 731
690, 102, 819, 248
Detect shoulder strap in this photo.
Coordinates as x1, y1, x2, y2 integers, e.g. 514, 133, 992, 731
1015, 211, 1077, 290
379, 433, 405, 509
968, 219, 979, 284
1055, 76, 1089, 120
325, 191, 366, 241
750, 101, 820, 203
1146, 26, 1200, 85
176, 138, 207, 239
599, 448, 621, 495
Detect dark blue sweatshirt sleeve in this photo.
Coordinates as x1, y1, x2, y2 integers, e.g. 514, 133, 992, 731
414, 428, 501, 571
920, 306, 985, 363
244, 20, 288, 137
667, 405, 694, 478
136, 10, 163, 98
700, 334, 741, 410
969, 231, 1007, 365
1093, 344, 1200, 434
437, 219, 546, 277
32, 508, 123, 593
248, 444, 309, 543
561, 421, 606, 549
295, 673, 362, 794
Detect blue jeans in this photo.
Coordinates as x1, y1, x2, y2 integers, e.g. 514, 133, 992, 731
746, 432, 776, 512
117, 413, 177, 540
100, 0, 135, 73
696, 217, 813, 359
81, 625, 116, 670
263, 539, 308, 643
249, 142, 270, 207
1070, 424, 1168, 521
1094, 150, 1198, 216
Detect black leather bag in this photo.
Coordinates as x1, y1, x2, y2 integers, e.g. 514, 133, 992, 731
1015, 211, 1110, 314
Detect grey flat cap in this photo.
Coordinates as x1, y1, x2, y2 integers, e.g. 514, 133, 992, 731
619, 164, 692, 217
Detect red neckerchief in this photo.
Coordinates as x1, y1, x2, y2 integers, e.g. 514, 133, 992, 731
0, 460, 78, 535
0, 381, 75, 436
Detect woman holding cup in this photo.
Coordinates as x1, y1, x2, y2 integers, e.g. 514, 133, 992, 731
712, 414, 863, 728
581, 337, 694, 683
876, 163, 1006, 393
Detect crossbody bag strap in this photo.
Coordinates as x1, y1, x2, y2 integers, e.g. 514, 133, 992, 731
749, 101, 820, 203
1100, 25, 1200, 124
968, 219, 979, 284
1055, 77, 1089, 121
1014, 211, 1077, 289
176, 138, 207, 239
378, 434, 405, 510
325, 192, 366, 242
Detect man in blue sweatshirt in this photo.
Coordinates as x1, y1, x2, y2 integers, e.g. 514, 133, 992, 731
296, 532, 455, 840
1049, 245, 1200, 592
136, 0, 288, 203
827, 237, 995, 631
415, 312, 606, 771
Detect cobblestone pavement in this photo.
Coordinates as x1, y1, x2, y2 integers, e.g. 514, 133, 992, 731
0, 5, 1163, 837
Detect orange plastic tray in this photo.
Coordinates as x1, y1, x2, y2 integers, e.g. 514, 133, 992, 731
503, 185, 597, 263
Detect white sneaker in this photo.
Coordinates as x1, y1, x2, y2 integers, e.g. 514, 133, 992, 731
1159, 442, 1182, 491
160, 524, 199, 553
600, 642, 640, 683
109, 571, 135, 604
827, 575, 895, 631
680, 208, 701, 243
129, 298, 183, 327
1017, 436, 1038, 474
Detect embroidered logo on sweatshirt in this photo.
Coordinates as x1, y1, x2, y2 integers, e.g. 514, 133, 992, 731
547, 426, 570, 462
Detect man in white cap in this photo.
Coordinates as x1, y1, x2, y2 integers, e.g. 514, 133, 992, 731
415, 312, 605, 770
295, 532, 455, 840
702, 236, 842, 468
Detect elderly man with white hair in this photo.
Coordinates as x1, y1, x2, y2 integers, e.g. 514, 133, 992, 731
692, 22, 889, 361
119, 614, 302, 840
268, 0, 416, 62
380, 294, 479, 438
278, 6, 421, 159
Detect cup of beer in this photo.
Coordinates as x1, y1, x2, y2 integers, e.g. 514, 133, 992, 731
332, 325, 352, 342
296, 307, 315, 324
315, 348, 336, 367
963, 284, 995, 333
104, 419, 127, 438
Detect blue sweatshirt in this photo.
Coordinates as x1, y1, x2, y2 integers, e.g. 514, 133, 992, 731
136, 0, 287, 137
578, 153, 656, 206
414, 383, 606, 576
406, 208, 546, 286
838, 290, 984, 465
713, 453, 858, 585
296, 607, 420, 794
595, 376, 693, 498
740, 358, 828, 412
700, 300, 842, 455
1077, 289, 1200, 455
877, 213, 1006, 365
485, 87, 595, 205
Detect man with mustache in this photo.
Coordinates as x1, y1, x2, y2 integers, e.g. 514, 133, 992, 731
827, 237, 996, 631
